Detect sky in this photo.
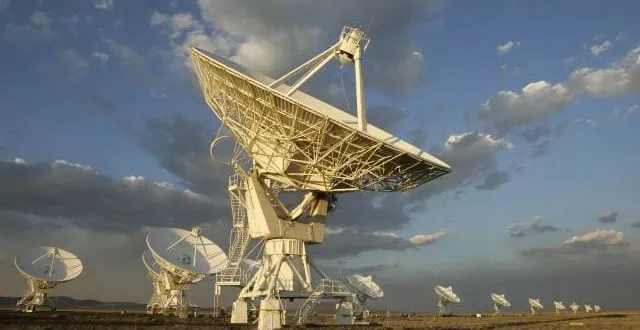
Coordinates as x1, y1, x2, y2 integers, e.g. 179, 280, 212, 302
1, 0, 640, 313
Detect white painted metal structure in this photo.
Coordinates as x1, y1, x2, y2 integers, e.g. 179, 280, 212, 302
569, 302, 580, 313
142, 250, 165, 314
14, 246, 83, 312
528, 298, 544, 315
553, 301, 566, 314
190, 25, 451, 330
490, 293, 511, 315
346, 274, 384, 319
145, 227, 228, 318
584, 304, 593, 313
435, 285, 461, 315
594, 304, 602, 312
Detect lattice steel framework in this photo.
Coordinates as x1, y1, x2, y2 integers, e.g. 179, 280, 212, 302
191, 48, 450, 193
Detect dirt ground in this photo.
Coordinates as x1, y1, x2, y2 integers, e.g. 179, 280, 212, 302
1, 310, 639, 329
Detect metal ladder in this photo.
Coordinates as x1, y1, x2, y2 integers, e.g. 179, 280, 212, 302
295, 286, 325, 325
218, 173, 251, 285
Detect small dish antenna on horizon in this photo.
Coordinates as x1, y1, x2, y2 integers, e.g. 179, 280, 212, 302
569, 302, 580, 313
528, 298, 544, 315
594, 304, 602, 312
435, 285, 461, 315
584, 304, 593, 313
14, 246, 83, 312
346, 274, 384, 319
490, 293, 511, 315
553, 301, 566, 314
145, 227, 228, 318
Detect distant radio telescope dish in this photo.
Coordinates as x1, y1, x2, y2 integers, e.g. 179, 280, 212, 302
14, 246, 83, 312
346, 274, 384, 319
147, 227, 228, 277
347, 274, 384, 299
584, 304, 593, 313
594, 304, 602, 312
553, 301, 566, 314
528, 298, 544, 315
490, 293, 511, 315
569, 302, 580, 313
435, 285, 461, 315
145, 227, 228, 318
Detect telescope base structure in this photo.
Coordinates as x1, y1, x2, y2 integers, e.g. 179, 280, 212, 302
17, 279, 58, 312
493, 303, 501, 316
229, 239, 353, 329
336, 301, 355, 325
530, 307, 538, 315
146, 271, 197, 318
258, 298, 282, 330
438, 297, 450, 315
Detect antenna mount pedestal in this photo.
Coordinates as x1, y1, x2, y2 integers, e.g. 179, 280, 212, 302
16, 279, 57, 312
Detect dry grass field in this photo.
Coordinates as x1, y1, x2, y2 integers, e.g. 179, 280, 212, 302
1, 310, 639, 329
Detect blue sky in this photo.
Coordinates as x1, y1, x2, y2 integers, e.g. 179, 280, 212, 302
1, 0, 640, 311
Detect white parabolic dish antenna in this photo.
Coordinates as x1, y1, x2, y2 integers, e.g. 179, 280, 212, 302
145, 227, 228, 317
191, 46, 451, 193
529, 298, 544, 315
435, 285, 461, 303
146, 227, 228, 277
553, 301, 566, 314
570, 302, 580, 313
14, 246, 83, 312
435, 285, 460, 315
490, 293, 510, 315
15, 247, 83, 282
491, 293, 510, 307
347, 274, 384, 299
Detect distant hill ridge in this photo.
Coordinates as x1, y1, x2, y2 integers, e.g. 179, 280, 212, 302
0, 296, 145, 310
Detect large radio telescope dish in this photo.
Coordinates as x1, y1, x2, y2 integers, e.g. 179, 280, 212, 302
435, 285, 460, 303
490, 293, 510, 315
14, 246, 83, 312
529, 298, 544, 315
553, 301, 566, 314
347, 274, 383, 299
435, 285, 460, 315
191, 46, 451, 193
144, 227, 228, 317
192, 25, 453, 329
15, 247, 83, 283
569, 302, 580, 313
146, 227, 228, 277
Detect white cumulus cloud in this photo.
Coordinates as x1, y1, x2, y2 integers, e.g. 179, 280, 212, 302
590, 40, 612, 56
497, 40, 520, 54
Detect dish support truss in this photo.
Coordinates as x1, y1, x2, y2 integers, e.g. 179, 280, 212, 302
17, 279, 58, 312
437, 296, 453, 315
213, 168, 355, 329
191, 27, 450, 193
145, 267, 199, 318
493, 303, 503, 316
530, 304, 542, 315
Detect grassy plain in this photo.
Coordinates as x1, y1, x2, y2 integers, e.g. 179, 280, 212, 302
1, 310, 639, 329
